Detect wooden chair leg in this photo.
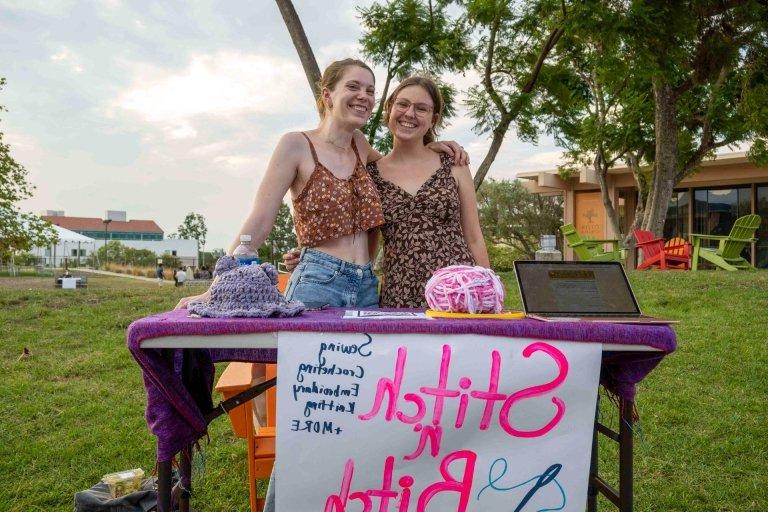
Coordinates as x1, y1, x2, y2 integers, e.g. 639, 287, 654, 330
248, 471, 258, 512
692, 240, 700, 271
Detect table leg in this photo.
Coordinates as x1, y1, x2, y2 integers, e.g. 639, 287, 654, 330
587, 395, 600, 512
179, 445, 192, 512
157, 458, 173, 512
619, 399, 634, 512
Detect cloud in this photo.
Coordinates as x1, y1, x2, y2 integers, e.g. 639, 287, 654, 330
316, 41, 365, 65
164, 121, 197, 140
50, 46, 84, 73
213, 154, 264, 177
519, 150, 566, 170
113, 52, 307, 126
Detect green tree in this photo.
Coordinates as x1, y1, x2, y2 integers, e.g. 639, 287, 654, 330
95, 241, 179, 269
176, 212, 207, 265
626, 0, 768, 235
260, 202, 297, 265
536, 2, 653, 242
0, 77, 58, 258
477, 178, 563, 259
537, 0, 768, 237
462, 0, 570, 189
96, 240, 127, 265
358, 0, 474, 150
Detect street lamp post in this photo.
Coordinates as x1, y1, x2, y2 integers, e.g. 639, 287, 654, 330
103, 219, 112, 266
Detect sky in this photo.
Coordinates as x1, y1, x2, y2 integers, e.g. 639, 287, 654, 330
2, 0, 566, 250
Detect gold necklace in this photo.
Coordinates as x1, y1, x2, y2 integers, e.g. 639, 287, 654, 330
324, 138, 350, 150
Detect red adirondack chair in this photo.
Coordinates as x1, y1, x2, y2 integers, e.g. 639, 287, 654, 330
633, 229, 691, 270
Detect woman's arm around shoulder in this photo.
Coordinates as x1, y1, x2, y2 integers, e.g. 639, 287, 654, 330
452, 164, 490, 267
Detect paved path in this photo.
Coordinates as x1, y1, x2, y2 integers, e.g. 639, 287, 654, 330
71, 267, 159, 283
72, 268, 211, 287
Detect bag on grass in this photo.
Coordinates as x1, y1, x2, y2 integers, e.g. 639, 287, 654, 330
74, 476, 159, 512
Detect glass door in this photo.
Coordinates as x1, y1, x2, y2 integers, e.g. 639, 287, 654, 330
757, 185, 768, 268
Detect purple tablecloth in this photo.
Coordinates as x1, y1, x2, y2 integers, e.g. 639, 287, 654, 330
127, 308, 676, 461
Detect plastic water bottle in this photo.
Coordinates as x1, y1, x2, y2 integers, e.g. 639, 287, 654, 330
232, 234, 260, 266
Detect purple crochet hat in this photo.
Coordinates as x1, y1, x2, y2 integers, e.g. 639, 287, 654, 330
189, 257, 304, 318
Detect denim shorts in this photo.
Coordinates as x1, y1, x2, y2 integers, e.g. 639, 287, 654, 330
284, 248, 379, 309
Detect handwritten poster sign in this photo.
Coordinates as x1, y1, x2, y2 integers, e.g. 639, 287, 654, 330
276, 332, 601, 512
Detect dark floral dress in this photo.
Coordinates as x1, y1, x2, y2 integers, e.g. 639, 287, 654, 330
367, 154, 475, 307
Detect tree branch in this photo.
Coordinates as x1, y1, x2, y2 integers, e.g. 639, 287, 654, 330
677, 64, 730, 181
483, 16, 508, 117
521, 26, 565, 94
274, 0, 321, 102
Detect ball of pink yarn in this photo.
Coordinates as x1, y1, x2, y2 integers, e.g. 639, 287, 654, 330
424, 265, 505, 314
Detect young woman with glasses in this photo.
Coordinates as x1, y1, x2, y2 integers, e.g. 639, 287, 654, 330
366, 76, 490, 307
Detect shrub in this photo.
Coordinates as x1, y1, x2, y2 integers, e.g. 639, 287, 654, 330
487, 244, 523, 272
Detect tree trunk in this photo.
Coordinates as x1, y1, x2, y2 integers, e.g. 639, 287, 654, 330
642, 79, 678, 236
595, 157, 623, 241
275, 0, 321, 102
368, 71, 394, 145
473, 117, 512, 190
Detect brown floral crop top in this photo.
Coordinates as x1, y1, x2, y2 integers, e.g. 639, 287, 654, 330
292, 133, 384, 247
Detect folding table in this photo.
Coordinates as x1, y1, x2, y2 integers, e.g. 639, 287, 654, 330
127, 308, 676, 512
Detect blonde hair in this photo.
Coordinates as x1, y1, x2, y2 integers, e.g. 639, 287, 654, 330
383, 75, 444, 145
316, 59, 375, 117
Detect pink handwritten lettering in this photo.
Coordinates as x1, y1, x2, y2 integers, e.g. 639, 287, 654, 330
416, 450, 477, 512
404, 424, 442, 460
359, 341, 570, 450
324, 459, 373, 512
499, 342, 568, 438
359, 347, 407, 421
419, 345, 460, 426
324, 450, 477, 512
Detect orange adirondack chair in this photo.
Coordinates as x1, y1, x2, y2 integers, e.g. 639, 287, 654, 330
633, 229, 691, 270
214, 271, 290, 512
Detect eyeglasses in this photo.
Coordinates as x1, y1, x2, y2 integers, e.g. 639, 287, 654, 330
392, 99, 434, 117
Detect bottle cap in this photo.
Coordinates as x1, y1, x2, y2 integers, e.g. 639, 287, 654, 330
239, 234, 252, 243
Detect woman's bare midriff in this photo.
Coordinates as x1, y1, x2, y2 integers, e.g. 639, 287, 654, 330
311, 231, 371, 265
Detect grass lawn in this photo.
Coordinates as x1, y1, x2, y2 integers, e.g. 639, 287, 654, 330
0, 270, 766, 511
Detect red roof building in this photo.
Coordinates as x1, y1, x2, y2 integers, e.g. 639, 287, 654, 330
43, 215, 164, 241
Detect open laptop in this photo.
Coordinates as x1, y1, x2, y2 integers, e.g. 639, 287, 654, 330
513, 260, 677, 324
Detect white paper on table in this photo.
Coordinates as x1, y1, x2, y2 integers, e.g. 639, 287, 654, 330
276, 331, 601, 512
343, 310, 429, 320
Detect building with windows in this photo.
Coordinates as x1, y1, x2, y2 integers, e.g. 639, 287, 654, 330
40, 211, 200, 267
518, 151, 768, 268
42, 211, 163, 241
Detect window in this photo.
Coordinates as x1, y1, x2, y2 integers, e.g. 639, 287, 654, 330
757, 185, 768, 269
171, 250, 177, 256
692, 186, 753, 261
71, 249, 78, 256
664, 190, 690, 239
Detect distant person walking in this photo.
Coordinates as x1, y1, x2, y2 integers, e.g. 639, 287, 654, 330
155, 262, 164, 286
175, 268, 187, 287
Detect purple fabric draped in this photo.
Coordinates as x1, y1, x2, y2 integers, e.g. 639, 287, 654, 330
127, 308, 676, 461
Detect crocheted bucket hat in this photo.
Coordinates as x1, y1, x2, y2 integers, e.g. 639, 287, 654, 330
189, 257, 304, 318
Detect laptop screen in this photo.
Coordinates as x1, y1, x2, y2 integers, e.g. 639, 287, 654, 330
514, 261, 641, 315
